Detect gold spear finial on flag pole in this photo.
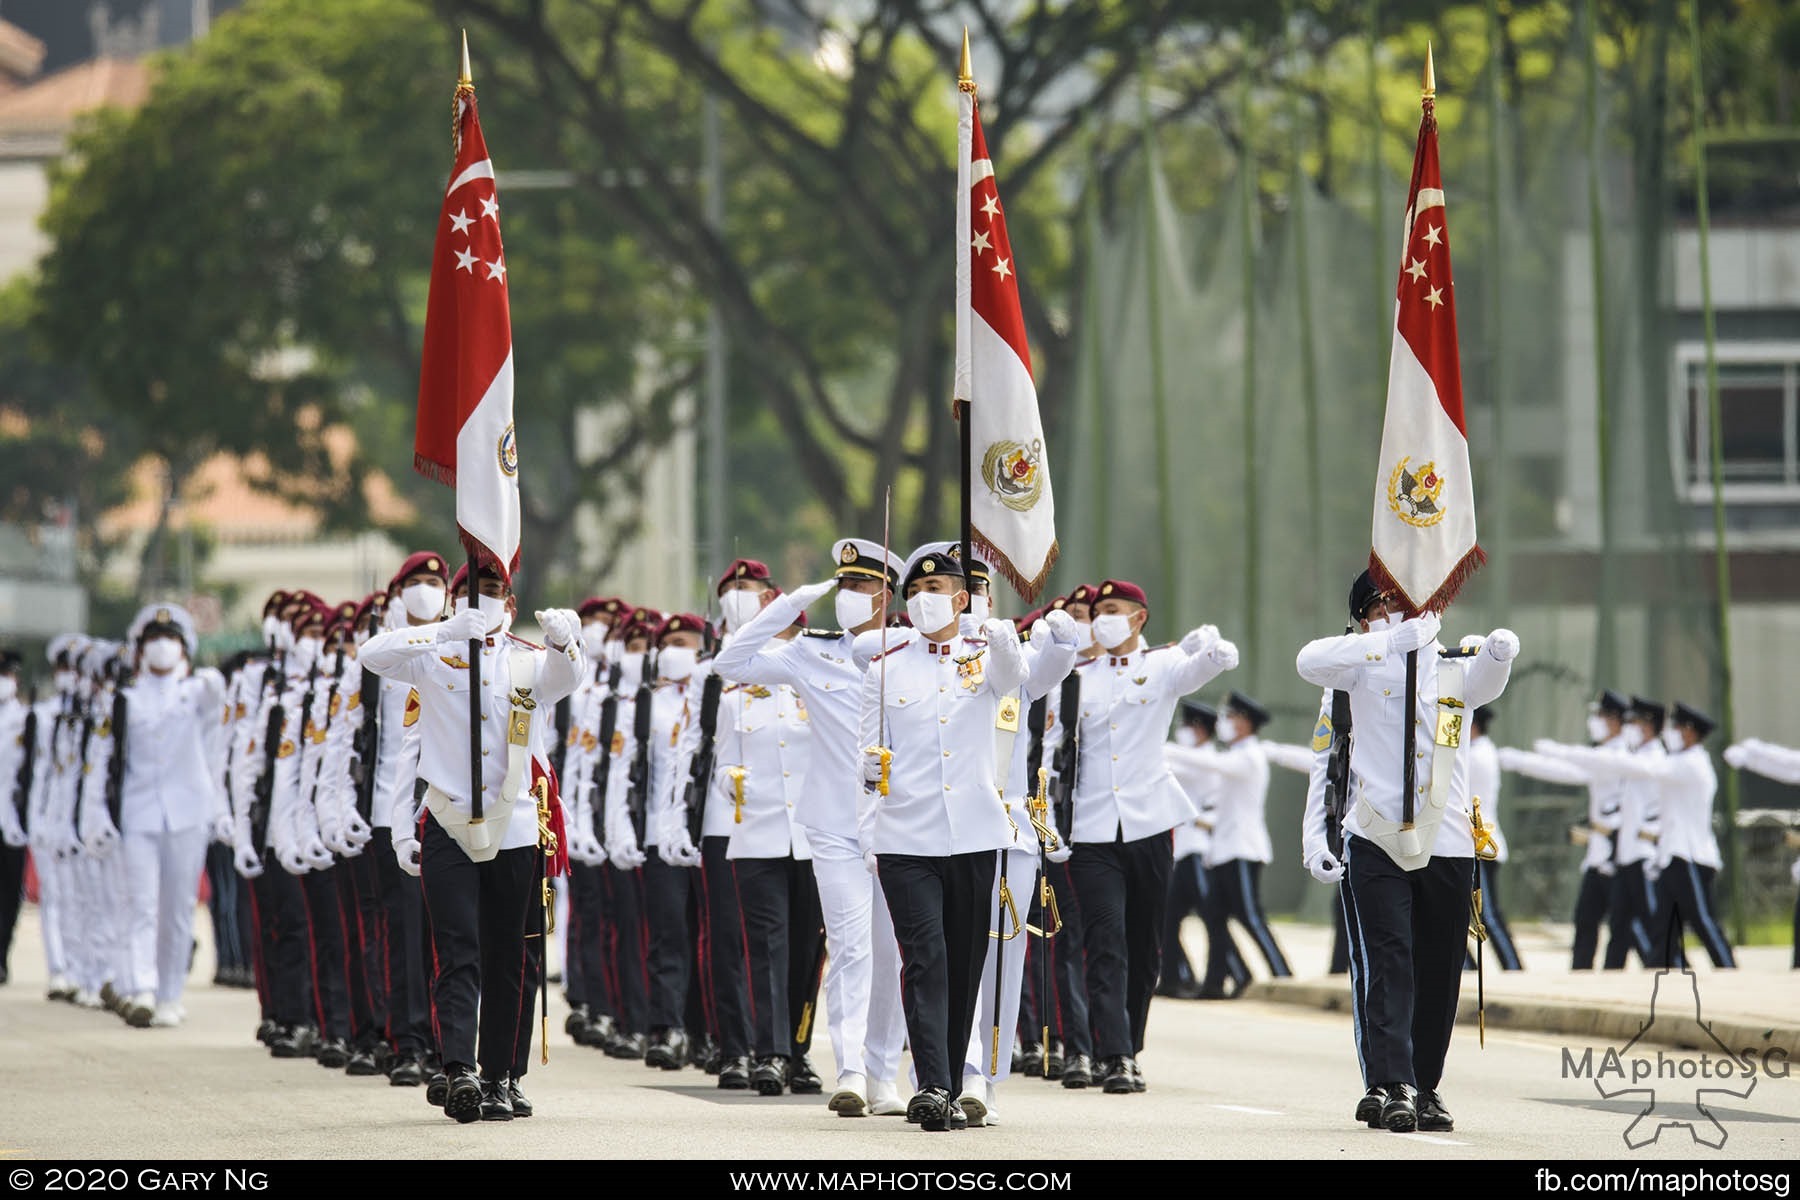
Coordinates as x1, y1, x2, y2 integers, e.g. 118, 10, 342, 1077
959, 27, 976, 94
459, 28, 473, 87
1422, 41, 1436, 101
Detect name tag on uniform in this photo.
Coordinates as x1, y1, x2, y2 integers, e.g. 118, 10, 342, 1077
507, 709, 532, 747
996, 695, 1020, 732
1435, 696, 1463, 749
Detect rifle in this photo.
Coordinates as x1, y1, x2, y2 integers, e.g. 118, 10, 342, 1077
551, 695, 573, 785
304, 649, 346, 824
625, 667, 654, 849
589, 660, 623, 844
1024, 695, 1048, 799
249, 652, 287, 855
1322, 628, 1354, 860
104, 687, 128, 831
1051, 672, 1081, 839
352, 664, 380, 822
13, 691, 36, 835
682, 672, 724, 845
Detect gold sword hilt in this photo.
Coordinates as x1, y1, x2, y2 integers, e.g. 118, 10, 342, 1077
1026, 765, 1060, 853
867, 745, 892, 796
1470, 794, 1499, 861
988, 875, 1022, 941
728, 766, 747, 823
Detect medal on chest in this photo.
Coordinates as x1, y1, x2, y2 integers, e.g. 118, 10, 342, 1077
954, 650, 986, 690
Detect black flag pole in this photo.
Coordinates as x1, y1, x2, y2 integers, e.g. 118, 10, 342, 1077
468, 554, 485, 843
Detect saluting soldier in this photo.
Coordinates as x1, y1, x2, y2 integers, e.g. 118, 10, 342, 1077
712, 539, 908, 1118
1295, 570, 1518, 1134
859, 543, 1028, 1132
359, 567, 583, 1122
1065, 580, 1238, 1094
1722, 736, 1800, 968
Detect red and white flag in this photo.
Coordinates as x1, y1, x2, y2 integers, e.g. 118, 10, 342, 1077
955, 83, 1057, 601
414, 82, 520, 583
1369, 93, 1485, 613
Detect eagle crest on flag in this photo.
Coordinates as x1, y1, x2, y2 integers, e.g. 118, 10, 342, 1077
1387, 456, 1448, 528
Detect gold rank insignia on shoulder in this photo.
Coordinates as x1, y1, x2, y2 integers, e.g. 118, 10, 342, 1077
1311, 713, 1333, 753
439, 654, 470, 670
996, 695, 1020, 733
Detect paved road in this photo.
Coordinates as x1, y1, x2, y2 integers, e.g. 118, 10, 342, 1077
3, 912, 1794, 1161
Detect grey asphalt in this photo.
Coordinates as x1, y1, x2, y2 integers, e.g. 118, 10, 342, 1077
3, 910, 1795, 1161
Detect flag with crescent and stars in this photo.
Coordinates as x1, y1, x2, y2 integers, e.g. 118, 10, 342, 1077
413, 73, 520, 583
1368, 66, 1485, 614
955, 72, 1058, 602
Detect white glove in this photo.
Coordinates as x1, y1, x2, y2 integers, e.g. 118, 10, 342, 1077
1723, 743, 1749, 769
536, 608, 580, 651
863, 746, 887, 788
1307, 850, 1346, 885
790, 579, 836, 608
233, 841, 265, 879
1045, 841, 1073, 865
862, 847, 879, 876
212, 813, 235, 844
663, 827, 701, 868
1643, 860, 1662, 883
1180, 625, 1219, 657
393, 833, 422, 877
303, 837, 334, 871
0, 812, 25, 849
980, 616, 1019, 649
279, 845, 309, 875
342, 810, 373, 849
1042, 609, 1080, 647
85, 823, 120, 860
321, 823, 352, 857
1387, 612, 1442, 654
608, 829, 646, 871
1209, 639, 1239, 670
435, 606, 487, 645
576, 830, 607, 867
1483, 628, 1520, 662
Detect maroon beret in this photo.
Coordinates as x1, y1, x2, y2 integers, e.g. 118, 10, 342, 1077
1094, 579, 1149, 612
262, 590, 290, 617
577, 595, 629, 620
619, 607, 664, 645
654, 612, 712, 645
716, 558, 773, 596
1064, 584, 1101, 609
391, 551, 450, 590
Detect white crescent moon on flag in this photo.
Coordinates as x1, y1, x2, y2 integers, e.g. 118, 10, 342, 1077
970, 159, 994, 187
446, 158, 496, 197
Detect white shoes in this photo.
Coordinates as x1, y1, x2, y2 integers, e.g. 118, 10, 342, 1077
828, 1072, 868, 1118
958, 1079, 995, 1128
149, 1003, 183, 1028
46, 974, 74, 1002
74, 988, 102, 1009
124, 991, 156, 1028
868, 1077, 907, 1116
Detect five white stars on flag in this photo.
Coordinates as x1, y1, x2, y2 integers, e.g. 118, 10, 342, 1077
971, 186, 1010, 281
449, 197, 505, 284
1405, 223, 1446, 310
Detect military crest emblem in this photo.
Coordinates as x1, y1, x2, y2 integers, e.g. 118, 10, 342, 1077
1387, 456, 1448, 528
981, 438, 1046, 513
498, 422, 519, 478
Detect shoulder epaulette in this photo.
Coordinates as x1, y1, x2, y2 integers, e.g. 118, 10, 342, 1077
802, 627, 843, 639
507, 633, 545, 651
1438, 645, 1479, 659
867, 639, 914, 664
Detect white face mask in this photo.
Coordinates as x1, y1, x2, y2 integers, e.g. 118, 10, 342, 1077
0, 678, 16, 703
1217, 716, 1244, 745
1586, 715, 1613, 744
1623, 724, 1647, 750
719, 590, 763, 633
907, 591, 958, 635
580, 624, 610, 658
1073, 620, 1093, 648
261, 615, 281, 643
273, 623, 295, 652
54, 670, 77, 693
475, 593, 507, 629
1661, 727, 1686, 752
142, 638, 184, 673
292, 636, 323, 670
452, 595, 468, 615
402, 583, 447, 622
968, 594, 991, 622
1173, 726, 1198, 748
1092, 613, 1135, 651
835, 589, 877, 631
353, 628, 371, 648
658, 646, 697, 680
618, 652, 645, 691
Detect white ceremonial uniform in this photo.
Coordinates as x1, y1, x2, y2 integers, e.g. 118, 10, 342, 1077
118, 667, 225, 1005
1070, 645, 1230, 844
75, 683, 128, 1000
1188, 735, 1274, 870
0, 697, 26, 849
1165, 741, 1221, 863
714, 593, 905, 1086
26, 691, 73, 983
1502, 736, 1617, 872
359, 624, 582, 853
716, 682, 814, 860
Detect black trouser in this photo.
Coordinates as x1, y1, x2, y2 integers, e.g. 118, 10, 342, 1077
565, 861, 611, 1016
1159, 854, 1201, 989
1571, 867, 1614, 970
418, 814, 537, 1078
603, 862, 648, 1035
1339, 837, 1471, 1092
878, 850, 995, 1095
0, 842, 26, 977
1654, 858, 1735, 969
510, 878, 546, 1080
373, 828, 431, 1056
1178, 853, 1251, 993
1329, 889, 1351, 975
254, 858, 313, 1028
298, 865, 353, 1041
1477, 860, 1521, 971
699, 837, 753, 1059
1605, 860, 1658, 969
643, 847, 697, 1032
1070, 831, 1173, 1060
1204, 859, 1289, 988
203, 842, 247, 973
735, 855, 825, 1059
1045, 859, 1088, 1050
338, 850, 383, 1046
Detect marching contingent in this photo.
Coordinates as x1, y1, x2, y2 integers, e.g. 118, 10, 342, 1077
3, 31, 1798, 1155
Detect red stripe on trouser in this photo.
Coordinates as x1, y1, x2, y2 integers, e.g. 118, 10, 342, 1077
298, 877, 327, 1034
418, 813, 442, 1053
247, 880, 271, 1016
696, 860, 716, 1037
731, 858, 756, 1028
